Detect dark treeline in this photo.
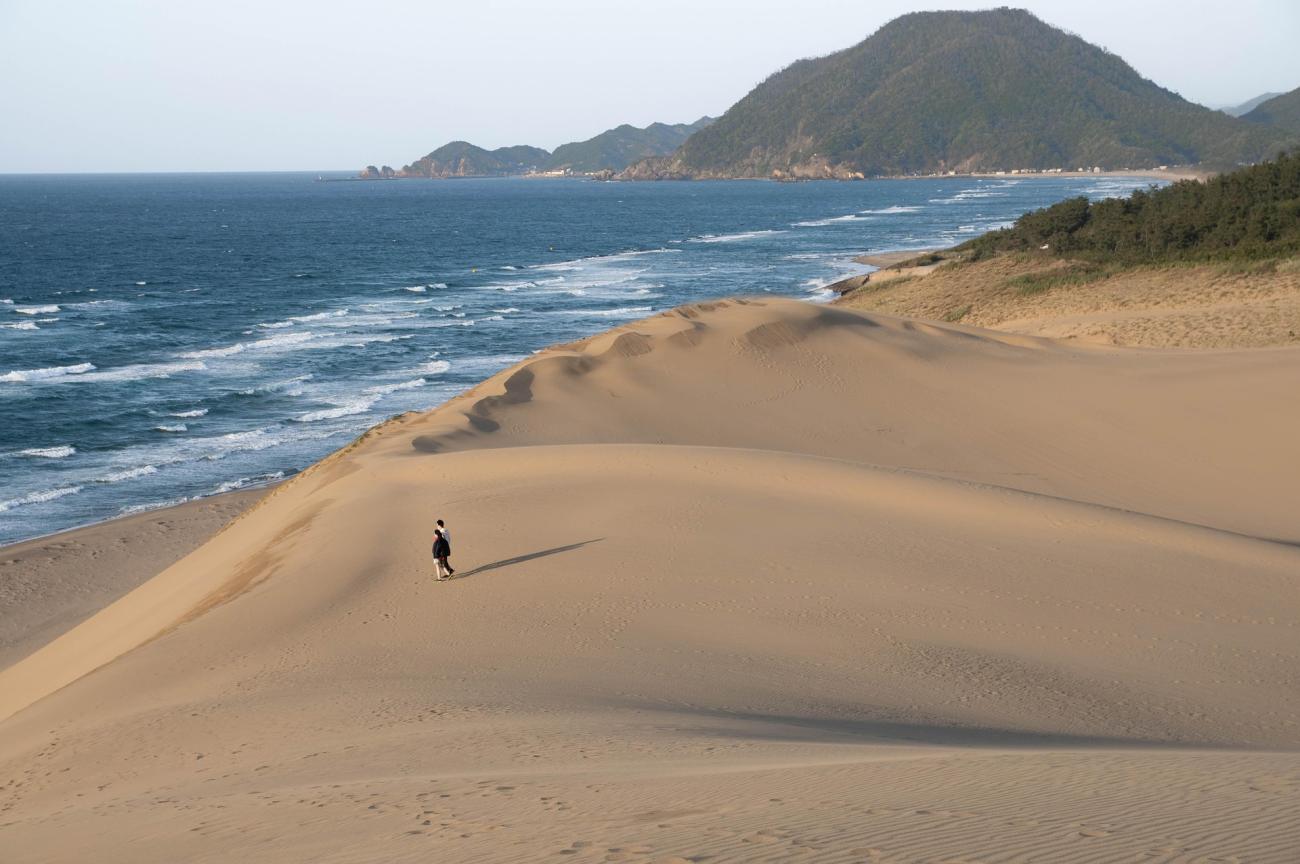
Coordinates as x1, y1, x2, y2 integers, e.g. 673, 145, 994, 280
964, 151, 1300, 264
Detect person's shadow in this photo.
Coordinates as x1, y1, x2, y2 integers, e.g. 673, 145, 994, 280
449, 538, 603, 581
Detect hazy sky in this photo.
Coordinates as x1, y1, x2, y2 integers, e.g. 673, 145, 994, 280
3, 0, 1298, 172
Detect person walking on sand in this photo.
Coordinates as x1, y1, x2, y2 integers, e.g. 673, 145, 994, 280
432, 529, 452, 581
436, 519, 455, 576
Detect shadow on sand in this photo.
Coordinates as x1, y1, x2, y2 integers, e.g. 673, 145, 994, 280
447, 538, 604, 581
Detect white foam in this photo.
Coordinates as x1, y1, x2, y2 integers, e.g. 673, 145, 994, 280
198, 428, 284, 459
793, 214, 862, 227
296, 397, 379, 422
0, 485, 83, 513
181, 342, 249, 358
98, 465, 159, 483
155, 424, 188, 433
83, 360, 206, 383
689, 229, 783, 243
212, 471, 285, 495
421, 360, 451, 374
135, 281, 148, 286
182, 330, 316, 358
492, 307, 521, 314
0, 299, 11, 304
254, 309, 348, 331
1, 321, 38, 330
402, 285, 427, 293
860, 205, 922, 215
1, 362, 96, 383
482, 315, 504, 322
120, 497, 188, 516
567, 305, 654, 318
237, 374, 313, 395
13, 304, 60, 315
365, 377, 427, 395
170, 408, 208, 418
18, 445, 76, 459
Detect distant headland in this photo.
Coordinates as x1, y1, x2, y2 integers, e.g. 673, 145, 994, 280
361, 9, 1299, 183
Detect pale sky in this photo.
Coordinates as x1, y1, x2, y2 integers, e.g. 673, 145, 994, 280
2, 0, 1297, 172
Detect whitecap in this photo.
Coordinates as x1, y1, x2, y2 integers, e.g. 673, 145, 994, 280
566, 306, 654, 318
120, 497, 188, 516
364, 378, 427, 395
295, 397, 380, 422
155, 424, 188, 433
0, 485, 83, 513
402, 285, 427, 293
198, 428, 284, 459
1, 321, 38, 330
482, 315, 504, 322
792, 214, 862, 227
291, 309, 349, 323
98, 465, 159, 483
18, 445, 76, 459
212, 471, 285, 495
492, 307, 520, 314
1, 362, 96, 383
170, 408, 209, 418
13, 304, 60, 315
181, 342, 248, 358
83, 360, 206, 383
689, 229, 783, 243
859, 205, 922, 215
421, 360, 451, 374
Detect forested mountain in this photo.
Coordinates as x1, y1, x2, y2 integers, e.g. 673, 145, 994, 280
396, 142, 549, 178
544, 118, 714, 173
961, 150, 1300, 264
1222, 92, 1284, 118
363, 119, 714, 178
1243, 88, 1300, 133
623, 8, 1291, 180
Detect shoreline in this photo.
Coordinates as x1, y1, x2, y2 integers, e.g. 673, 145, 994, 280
0, 488, 267, 670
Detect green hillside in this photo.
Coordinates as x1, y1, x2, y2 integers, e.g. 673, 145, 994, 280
371, 119, 714, 178
1244, 88, 1300, 133
399, 142, 548, 178
545, 118, 714, 172
1222, 92, 1284, 118
961, 150, 1300, 264
626, 8, 1291, 179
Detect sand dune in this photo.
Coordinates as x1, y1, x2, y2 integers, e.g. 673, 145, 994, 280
2, 298, 1298, 862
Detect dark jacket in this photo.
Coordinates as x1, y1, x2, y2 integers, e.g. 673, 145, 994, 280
432, 536, 451, 558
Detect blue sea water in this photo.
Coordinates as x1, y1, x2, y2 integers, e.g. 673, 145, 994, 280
0, 171, 1157, 545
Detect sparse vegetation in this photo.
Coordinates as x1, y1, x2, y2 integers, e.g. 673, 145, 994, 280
943, 305, 972, 322
1006, 264, 1111, 295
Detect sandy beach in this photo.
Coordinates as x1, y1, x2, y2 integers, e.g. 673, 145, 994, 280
2, 297, 1298, 862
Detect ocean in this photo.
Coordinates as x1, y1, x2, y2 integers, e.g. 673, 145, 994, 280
0, 171, 1156, 545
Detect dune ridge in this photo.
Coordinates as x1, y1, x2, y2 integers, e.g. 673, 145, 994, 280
2, 298, 1298, 863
